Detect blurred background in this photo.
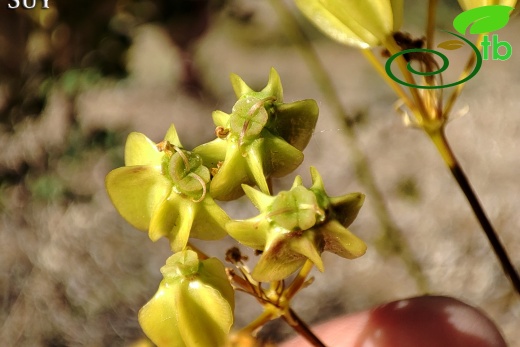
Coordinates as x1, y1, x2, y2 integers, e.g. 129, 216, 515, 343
1, 0, 519, 346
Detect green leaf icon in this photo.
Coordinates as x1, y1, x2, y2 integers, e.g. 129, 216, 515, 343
437, 39, 465, 50
453, 5, 514, 35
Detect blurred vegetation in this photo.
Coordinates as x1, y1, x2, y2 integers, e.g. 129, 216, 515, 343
1, 1, 518, 346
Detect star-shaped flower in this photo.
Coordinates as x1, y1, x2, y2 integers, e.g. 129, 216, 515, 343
105, 124, 229, 251
226, 167, 367, 282
194, 68, 319, 200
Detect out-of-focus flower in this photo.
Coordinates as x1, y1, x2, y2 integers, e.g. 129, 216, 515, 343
194, 68, 318, 200
226, 167, 366, 282
139, 250, 234, 347
105, 124, 229, 251
295, 0, 403, 48
457, 0, 517, 11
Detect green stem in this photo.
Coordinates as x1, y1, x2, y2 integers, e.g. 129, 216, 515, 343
429, 130, 520, 294
269, 0, 429, 293
284, 260, 314, 300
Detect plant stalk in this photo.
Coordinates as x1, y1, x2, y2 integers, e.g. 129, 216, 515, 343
429, 130, 520, 294
282, 308, 327, 347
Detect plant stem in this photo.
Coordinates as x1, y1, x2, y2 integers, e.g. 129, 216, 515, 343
443, 33, 484, 117
282, 308, 327, 347
284, 260, 314, 300
426, 0, 438, 50
269, 0, 429, 293
429, 130, 520, 294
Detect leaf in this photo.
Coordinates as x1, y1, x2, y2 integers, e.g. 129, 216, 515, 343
453, 5, 514, 35
437, 39, 465, 50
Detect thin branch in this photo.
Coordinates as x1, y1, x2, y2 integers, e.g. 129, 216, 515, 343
426, 0, 438, 50
443, 34, 484, 117
429, 130, 520, 294
282, 308, 327, 347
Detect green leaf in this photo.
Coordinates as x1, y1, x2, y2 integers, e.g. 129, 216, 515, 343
453, 5, 514, 35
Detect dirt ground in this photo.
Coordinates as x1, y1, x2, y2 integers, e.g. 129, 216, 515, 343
1, 1, 519, 346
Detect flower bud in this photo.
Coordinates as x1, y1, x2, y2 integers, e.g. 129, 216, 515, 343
139, 250, 234, 347
295, 0, 404, 48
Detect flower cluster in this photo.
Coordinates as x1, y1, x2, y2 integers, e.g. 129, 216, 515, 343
105, 69, 366, 346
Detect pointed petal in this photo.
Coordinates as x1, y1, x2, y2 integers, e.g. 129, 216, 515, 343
193, 138, 227, 169
245, 139, 270, 194
105, 166, 170, 231
261, 68, 283, 102
212, 110, 230, 128
330, 192, 365, 228
252, 237, 307, 282
264, 134, 304, 178
190, 197, 229, 240
289, 231, 325, 272
291, 175, 303, 189
164, 123, 183, 147
242, 184, 275, 211
170, 203, 195, 252
322, 220, 367, 259
124, 132, 163, 166
226, 216, 269, 250
230, 73, 254, 98
309, 166, 326, 192
271, 99, 319, 151
210, 143, 250, 200
149, 194, 181, 241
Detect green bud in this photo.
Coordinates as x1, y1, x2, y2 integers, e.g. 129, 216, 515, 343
139, 250, 234, 347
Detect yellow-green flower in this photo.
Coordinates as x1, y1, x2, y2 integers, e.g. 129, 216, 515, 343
139, 250, 234, 347
226, 167, 367, 282
295, 0, 403, 48
105, 124, 229, 251
194, 68, 318, 200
